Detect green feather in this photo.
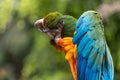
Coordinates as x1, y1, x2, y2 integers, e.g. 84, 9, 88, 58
44, 12, 62, 29
61, 15, 77, 37
44, 12, 77, 37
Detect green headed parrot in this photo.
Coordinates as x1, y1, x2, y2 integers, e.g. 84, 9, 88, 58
34, 11, 114, 80
34, 12, 76, 38
34, 12, 77, 79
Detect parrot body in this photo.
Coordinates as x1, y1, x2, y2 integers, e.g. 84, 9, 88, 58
34, 11, 114, 80
73, 11, 114, 80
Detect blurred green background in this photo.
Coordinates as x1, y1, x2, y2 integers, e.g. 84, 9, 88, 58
0, 0, 120, 80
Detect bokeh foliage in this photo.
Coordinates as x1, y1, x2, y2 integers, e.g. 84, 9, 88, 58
0, 0, 120, 80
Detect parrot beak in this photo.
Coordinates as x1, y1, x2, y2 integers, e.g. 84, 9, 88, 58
34, 18, 55, 39
34, 18, 49, 32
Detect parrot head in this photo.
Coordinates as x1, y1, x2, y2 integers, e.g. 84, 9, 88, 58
76, 10, 103, 31
34, 12, 77, 39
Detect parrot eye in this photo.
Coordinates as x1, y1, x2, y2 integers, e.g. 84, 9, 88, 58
38, 27, 49, 33
38, 27, 45, 32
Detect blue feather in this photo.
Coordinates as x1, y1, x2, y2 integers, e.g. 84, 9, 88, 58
85, 66, 91, 80
82, 40, 94, 58
103, 66, 109, 80
95, 72, 99, 80
73, 11, 114, 80
73, 29, 87, 44
91, 71, 97, 80
76, 16, 84, 30
103, 44, 114, 80
77, 56, 82, 77
77, 34, 90, 57
87, 47, 98, 67
88, 69, 94, 80
92, 53, 103, 71
79, 58, 87, 80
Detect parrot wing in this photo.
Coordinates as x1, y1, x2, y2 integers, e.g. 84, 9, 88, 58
72, 11, 114, 80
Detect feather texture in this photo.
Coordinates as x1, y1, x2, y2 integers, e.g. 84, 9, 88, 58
73, 10, 114, 80
43, 12, 77, 37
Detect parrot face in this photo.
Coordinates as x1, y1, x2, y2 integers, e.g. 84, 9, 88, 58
34, 12, 64, 40
35, 18, 56, 39
34, 12, 77, 39
34, 18, 46, 32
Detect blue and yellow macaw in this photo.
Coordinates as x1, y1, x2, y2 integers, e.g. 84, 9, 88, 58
73, 11, 114, 80
34, 11, 114, 80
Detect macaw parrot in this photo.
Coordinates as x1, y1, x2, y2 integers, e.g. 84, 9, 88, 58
34, 11, 114, 80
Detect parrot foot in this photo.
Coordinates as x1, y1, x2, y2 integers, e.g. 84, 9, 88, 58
49, 19, 64, 45
49, 19, 64, 49
54, 19, 64, 44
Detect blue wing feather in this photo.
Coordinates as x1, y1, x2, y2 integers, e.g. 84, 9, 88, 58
93, 53, 103, 71
77, 56, 82, 77
73, 28, 88, 44
85, 66, 91, 80
87, 47, 98, 67
103, 44, 114, 80
77, 34, 90, 57
82, 40, 94, 58
79, 58, 87, 80
72, 11, 114, 80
